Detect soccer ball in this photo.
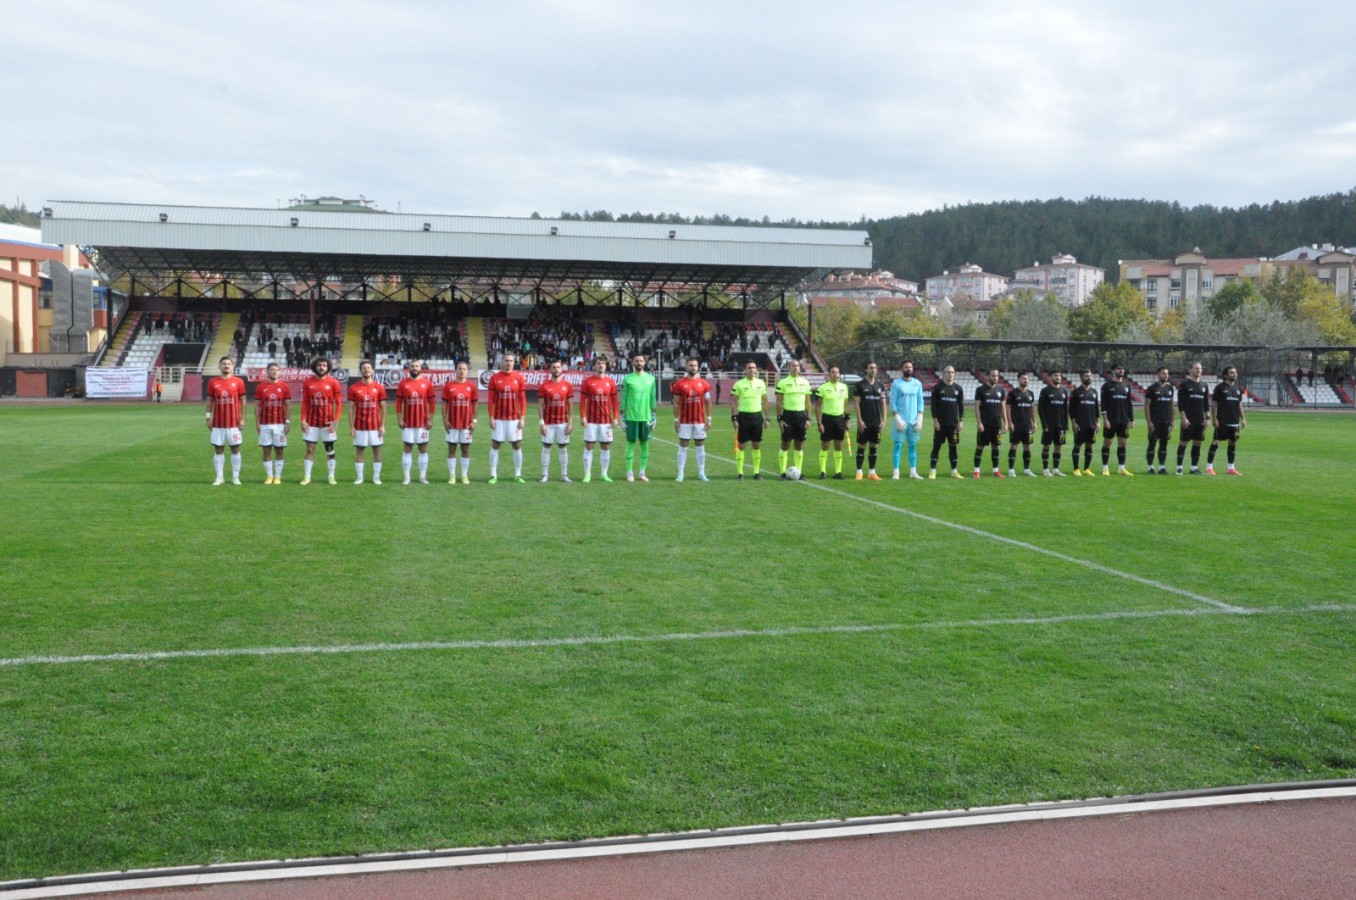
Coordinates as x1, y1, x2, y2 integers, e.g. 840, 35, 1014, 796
786, 466, 801, 481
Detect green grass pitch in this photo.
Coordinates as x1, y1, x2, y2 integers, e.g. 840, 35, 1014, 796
1, 402, 1354, 880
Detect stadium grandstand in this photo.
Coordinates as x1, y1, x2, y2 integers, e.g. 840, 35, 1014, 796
35, 199, 866, 398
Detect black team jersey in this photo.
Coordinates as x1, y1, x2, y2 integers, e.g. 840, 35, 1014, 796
1101, 380, 1135, 425
1038, 385, 1069, 430
1006, 388, 1035, 432
1145, 381, 1176, 423
1213, 382, 1244, 426
854, 379, 885, 426
975, 383, 1006, 427
1178, 378, 1210, 424
931, 382, 965, 427
1070, 385, 1100, 430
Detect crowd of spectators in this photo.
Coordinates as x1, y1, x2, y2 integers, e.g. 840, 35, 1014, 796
614, 321, 804, 372
363, 300, 469, 366
234, 306, 340, 367
144, 312, 212, 343
487, 308, 597, 370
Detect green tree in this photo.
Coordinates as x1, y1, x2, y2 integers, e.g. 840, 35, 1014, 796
804, 303, 864, 359
1295, 281, 1356, 344
1207, 279, 1261, 321
1068, 281, 1152, 342
989, 290, 1069, 341
1259, 269, 1313, 318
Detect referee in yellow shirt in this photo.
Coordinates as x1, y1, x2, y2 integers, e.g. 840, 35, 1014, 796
730, 361, 769, 480
814, 366, 851, 478
775, 360, 812, 479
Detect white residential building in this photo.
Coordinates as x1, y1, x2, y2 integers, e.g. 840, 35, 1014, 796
1011, 254, 1104, 306
924, 263, 1008, 304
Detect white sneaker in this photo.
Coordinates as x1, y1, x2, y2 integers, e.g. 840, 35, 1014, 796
354, 478, 364, 485
1052, 469, 1066, 477
373, 478, 382, 485
1042, 470, 1052, 477
698, 472, 709, 481
561, 475, 572, 483
211, 477, 225, 486
231, 477, 241, 485
540, 474, 549, 483
638, 472, 649, 482
909, 471, 923, 480
626, 472, 635, 482
676, 473, 684, 482
402, 476, 411, 485
892, 469, 901, 480
1008, 469, 1017, 478
1024, 469, 1037, 477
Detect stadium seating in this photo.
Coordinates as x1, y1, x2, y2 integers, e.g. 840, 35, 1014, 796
118, 313, 219, 370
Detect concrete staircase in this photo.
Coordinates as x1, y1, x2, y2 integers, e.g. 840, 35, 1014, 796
205, 313, 240, 368
339, 315, 364, 371
101, 312, 143, 366
465, 316, 488, 369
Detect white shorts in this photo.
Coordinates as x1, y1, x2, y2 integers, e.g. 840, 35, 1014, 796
677, 422, 708, 441
210, 427, 243, 447
302, 423, 338, 444
582, 422, 614, 444
445, 428, 474, 445
491, 419, 523, 443
540, 423, 570, 445
258, 424, 288, 447
401, 427, 431, 445
353, 430, 384, 447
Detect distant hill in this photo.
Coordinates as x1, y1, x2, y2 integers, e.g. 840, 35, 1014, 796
561, 190, 1356, 284
1, 202, 41, 228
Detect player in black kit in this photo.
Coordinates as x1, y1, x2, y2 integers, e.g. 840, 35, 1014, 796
1206, 365, 1247, 475
1143, 366, 1176, 474
853, 362, 886, 480
1004, 371, 1037, 477
1100, 362, 1136, 476
1037, 369, 1069, 476
972, 368, 1007, 477
1069, 369, 1100, 476
1176, 360, 1210, 474
928, 365, 965, 479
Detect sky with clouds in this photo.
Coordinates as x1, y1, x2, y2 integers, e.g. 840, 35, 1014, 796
5, 0, 1354, 222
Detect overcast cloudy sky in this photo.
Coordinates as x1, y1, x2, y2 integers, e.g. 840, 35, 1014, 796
5, 0, 1354, 222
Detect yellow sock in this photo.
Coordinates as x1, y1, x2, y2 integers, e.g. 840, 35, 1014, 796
833, 450, 843, 474
778, 450, 788, 473
794, 449, 804, 470
820, 449, 829, 473
752, 449, 762, 473
735, 448, 744, 472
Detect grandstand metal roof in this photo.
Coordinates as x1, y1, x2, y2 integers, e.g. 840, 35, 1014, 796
39, 201, 872, 294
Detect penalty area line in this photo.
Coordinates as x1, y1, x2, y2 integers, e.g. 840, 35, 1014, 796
652, 436, 1240, 613
2, 604, 1354, 668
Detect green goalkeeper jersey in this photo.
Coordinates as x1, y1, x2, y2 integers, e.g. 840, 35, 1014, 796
620, 370, 657, 422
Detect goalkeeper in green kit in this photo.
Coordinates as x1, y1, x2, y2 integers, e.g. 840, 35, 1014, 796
619, 353, 658, 482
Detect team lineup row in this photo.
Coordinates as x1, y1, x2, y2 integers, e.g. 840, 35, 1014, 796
200, 353, 1250, 486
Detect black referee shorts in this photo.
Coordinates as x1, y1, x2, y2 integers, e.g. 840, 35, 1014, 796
736, 412, 765, 444
778, 410, 808, 442
819, 414, 848, 442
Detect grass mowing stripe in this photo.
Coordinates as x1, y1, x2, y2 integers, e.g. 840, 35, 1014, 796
5, 602, 1354, 668
652, 436, 1241, 613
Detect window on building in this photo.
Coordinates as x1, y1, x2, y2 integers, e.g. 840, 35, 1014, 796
1170, 294, 1180, 308
1146, 281, 1157, 293
1170, 278, 1181, 289
1202, 279, 1213, 291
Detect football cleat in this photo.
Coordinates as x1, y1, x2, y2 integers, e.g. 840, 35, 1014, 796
951, 470, 964, 479
626, 472, 635, 482
562, 475, 572, 483
909, 472, 923, 480
1206, 467, 1216, 476
832, 472, 843, 479
599, 474, 613, 483
1052, 469, 1066, 477
373, 478, 382, 485
1072, 469, 1082, 477
972, 471, 982, 479
1024, 469, 1037, 477
1083, 469, 1096, 477
698, 473, 709, 481
1118, 468, 1133, 477
212, 477, 225, 486
403, 476, 411, 485
1227, 467, 1241, 475
327, 476, 337, 485
854, 472, 863, 481
867, 472, 881, 481
753, 473, 762, 480
993, 470, 1005, 478
299, 477, 311, 485
676, 474, 685, 482
928, 471, 937, 480
449, 476, 458, 484
638, 472, 649, 482
540, 474, 550, 483
513, 476, 526, 483
231, 477, 242, 485
488, 476, 498, 484
1102, 467, 1111, 476
461, 475, 471, 485
583, 474, 592, 483
354, 478, 364, 485
419, 476, 428, 484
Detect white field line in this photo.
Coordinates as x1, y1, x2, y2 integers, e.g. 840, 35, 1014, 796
2, 603, 1354, 669
5, 785, 1356, 898
653, 436, 1240, 612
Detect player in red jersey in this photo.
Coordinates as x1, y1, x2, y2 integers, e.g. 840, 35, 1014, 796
579, 356, 619, 483
537, 359, 575, 483
254, 361, 291, 484
441, 361, 478, 484
300, 357, 343, 485
486, 352, 528, 483
670, 356, 713, 482
205, 356, 248, 485
396, 360, 436, 484
348, 360, 388, 484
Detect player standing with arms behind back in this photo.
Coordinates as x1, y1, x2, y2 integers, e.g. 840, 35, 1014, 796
973, 368, 1007, 478
1100, 363, 1135, 476
1004, 371, 1037, 477
487, 353, 528, 484
254, 361, 290, 484
205, 356, 247, 485
396, 360, 435, 484
671, 357, 712, 482
1069, 369, 1100, 476
928, 365, 964, 479
537, 360, 574, 482
1037, 369, 1069, 476
579, 356, 619, 483
441, 361, 477, 484
300, 357, 342, 485
1176, 361, 1210, 475
854, 362, 886, 480
1143, 366, 1176, 475
348, 360, 387, 485
1207, 365, 1247, 475
619, 353, 658, 482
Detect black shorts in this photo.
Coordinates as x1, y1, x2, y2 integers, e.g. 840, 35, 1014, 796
1212, 423, 1242, 444
933, 424, 960, 443
1147, 420, 1174, 440
975, 424, 1003, 448
1009, 428, 1033, 445
778, 410, 808, 442
819, 414, 848, 442
735, 412, 765, 444
856, 422, 883, 444
1180, 421, 1206, 442
1071, 425, 1098, 445
1103, 422, 1130, 440
1041, 428, 1066, 446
